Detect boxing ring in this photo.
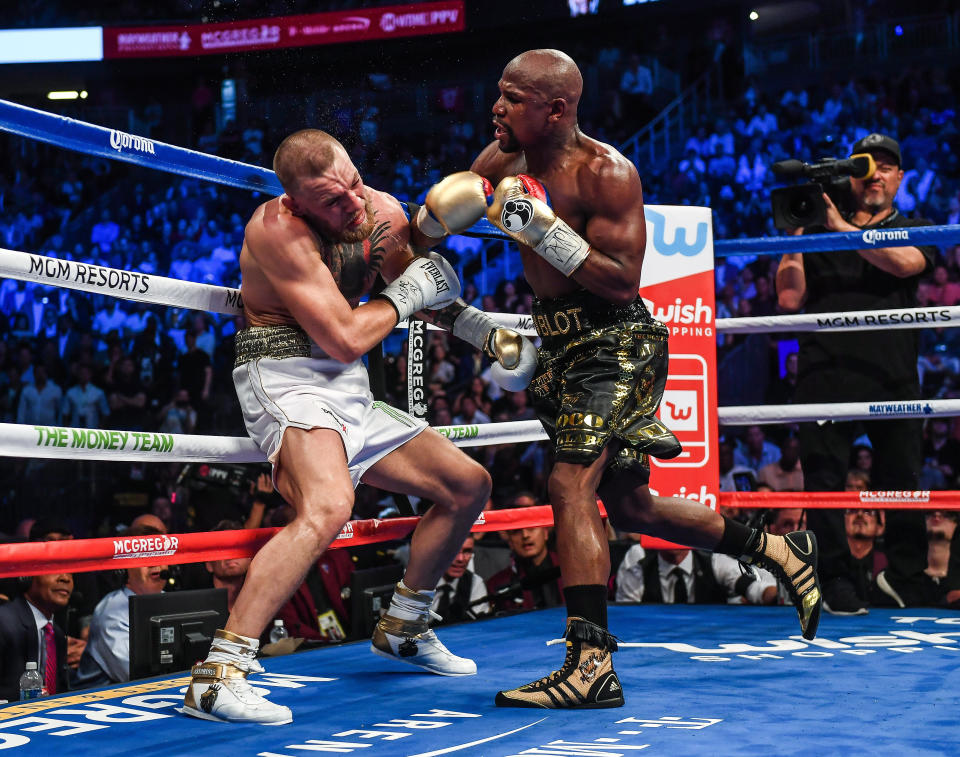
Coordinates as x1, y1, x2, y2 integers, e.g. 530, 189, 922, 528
2, 605, 959, 755
2, 100, 960, 753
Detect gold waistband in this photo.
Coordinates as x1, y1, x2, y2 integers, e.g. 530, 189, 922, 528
234, 325, 312, 367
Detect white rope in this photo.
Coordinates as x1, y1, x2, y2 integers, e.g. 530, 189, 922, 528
12, 424, 263, 462
8, 396, 960, 462
4, 420, 550, 462
0, 247, 243, 315
402, 306, 960, 338
717, 305, 960, 334
719, 399, 960, 425
6, 247, 957, 340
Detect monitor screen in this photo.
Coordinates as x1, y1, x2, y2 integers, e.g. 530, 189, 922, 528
129, 588, 228, 680
349, 564, 403, 639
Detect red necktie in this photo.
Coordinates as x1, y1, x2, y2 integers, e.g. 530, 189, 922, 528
43, 623, 56, 695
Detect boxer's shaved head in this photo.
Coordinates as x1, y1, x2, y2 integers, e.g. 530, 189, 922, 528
504, 49, 582, 111
273, 129, 345, 193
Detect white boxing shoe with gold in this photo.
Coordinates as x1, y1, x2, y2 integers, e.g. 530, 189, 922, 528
182, 629, 292, 725
370, 582, 477, 676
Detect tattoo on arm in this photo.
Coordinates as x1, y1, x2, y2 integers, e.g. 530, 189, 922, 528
417, 299, 468, 331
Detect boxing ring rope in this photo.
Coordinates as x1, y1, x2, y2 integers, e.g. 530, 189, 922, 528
6, 238, 960, 340
2, 99, 960, 582
5, 488, 957, 578
3, 490, 957, 578
713, 225, 960, 256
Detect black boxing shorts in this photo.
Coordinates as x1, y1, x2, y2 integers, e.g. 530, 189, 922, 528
529, 289, 682, 484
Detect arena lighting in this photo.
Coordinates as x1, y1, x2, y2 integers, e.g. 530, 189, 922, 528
47, 91, 80, 100
0, 26, 103, 63
749, 10, 759, 20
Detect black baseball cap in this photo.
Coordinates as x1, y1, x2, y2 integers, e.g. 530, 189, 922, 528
852, 133, 901, 166
29, 517, 73, 541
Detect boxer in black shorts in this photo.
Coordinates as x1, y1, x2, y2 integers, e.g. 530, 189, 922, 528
530, 289, 680, 481
414, 49, 823, 709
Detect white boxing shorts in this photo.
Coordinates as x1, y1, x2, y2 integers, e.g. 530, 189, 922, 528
233, 346, 426, 488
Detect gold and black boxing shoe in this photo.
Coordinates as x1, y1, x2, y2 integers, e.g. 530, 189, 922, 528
495, 618, 624, 709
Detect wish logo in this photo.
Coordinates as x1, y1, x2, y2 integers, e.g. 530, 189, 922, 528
646, 209, 708, 257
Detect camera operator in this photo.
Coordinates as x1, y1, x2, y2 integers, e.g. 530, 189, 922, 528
775, 133, 938, 615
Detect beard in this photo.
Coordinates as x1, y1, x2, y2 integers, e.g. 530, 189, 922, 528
312, 196, 376, 244
497, 125, 522, 154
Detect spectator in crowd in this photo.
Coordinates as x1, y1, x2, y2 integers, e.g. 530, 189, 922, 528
107, 356, 149, 431
487, 518, 563, 615
90, 209, 119, 252
453, 394, 491, 426
205, 520, 251, 613
922, 418, 960, 489
177, 330, 212, 428
766, 351, 799, 405
733, 425, 781, 473
615, 544, 777, 605
876, 511, 960, 609
431, 534, 490, 624
16, 364, 61, 426
845, 468, 871, 491
268, 549, 354, 645
821, 508, 887, 616
757, 436, 804, 491
777, 133, 937, 614
157, 388, 197, 435
718, 437, 759, 492
26, 519, 89, 669
61, 363, 109, 428
74, 524, 167, 686
0, 570, 73, 701
619, 54, 654, 126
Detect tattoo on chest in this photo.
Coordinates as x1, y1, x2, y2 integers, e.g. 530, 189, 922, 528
325, 220, 390, 299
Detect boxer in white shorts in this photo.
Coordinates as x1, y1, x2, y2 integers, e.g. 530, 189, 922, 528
234, 347, 426, 488
183, 129, 536, 726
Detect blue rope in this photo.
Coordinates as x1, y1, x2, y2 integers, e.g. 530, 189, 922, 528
0, 98, 282, 194
714, 224, 960, 257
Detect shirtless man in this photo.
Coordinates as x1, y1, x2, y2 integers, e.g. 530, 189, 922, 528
183, 129, 535, 725
413, 50, 822, 708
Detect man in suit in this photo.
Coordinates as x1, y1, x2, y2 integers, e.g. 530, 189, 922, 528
615, 547, 777, 605
0, 572, 73, 701
432, 535, 489, 624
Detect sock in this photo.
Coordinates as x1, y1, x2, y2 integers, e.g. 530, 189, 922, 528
387, 579, 435, 622
714, 515, 758, 556
563, 584, 608, 629
206, 629, 259, 665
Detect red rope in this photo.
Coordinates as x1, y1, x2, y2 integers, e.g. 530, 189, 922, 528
4, 492, 957, 577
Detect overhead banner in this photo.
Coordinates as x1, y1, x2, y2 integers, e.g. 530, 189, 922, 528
103, 0, 465, 59
641, 205, 719, 509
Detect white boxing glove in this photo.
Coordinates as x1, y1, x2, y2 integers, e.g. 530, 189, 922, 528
452, 306, 537, 391
379, 252, 461, 322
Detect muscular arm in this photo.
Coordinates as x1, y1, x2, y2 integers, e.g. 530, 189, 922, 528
249, 215, 399, 364
571, 160, 646, 304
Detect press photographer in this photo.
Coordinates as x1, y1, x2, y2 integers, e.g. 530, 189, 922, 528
774, 132, 939, 615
